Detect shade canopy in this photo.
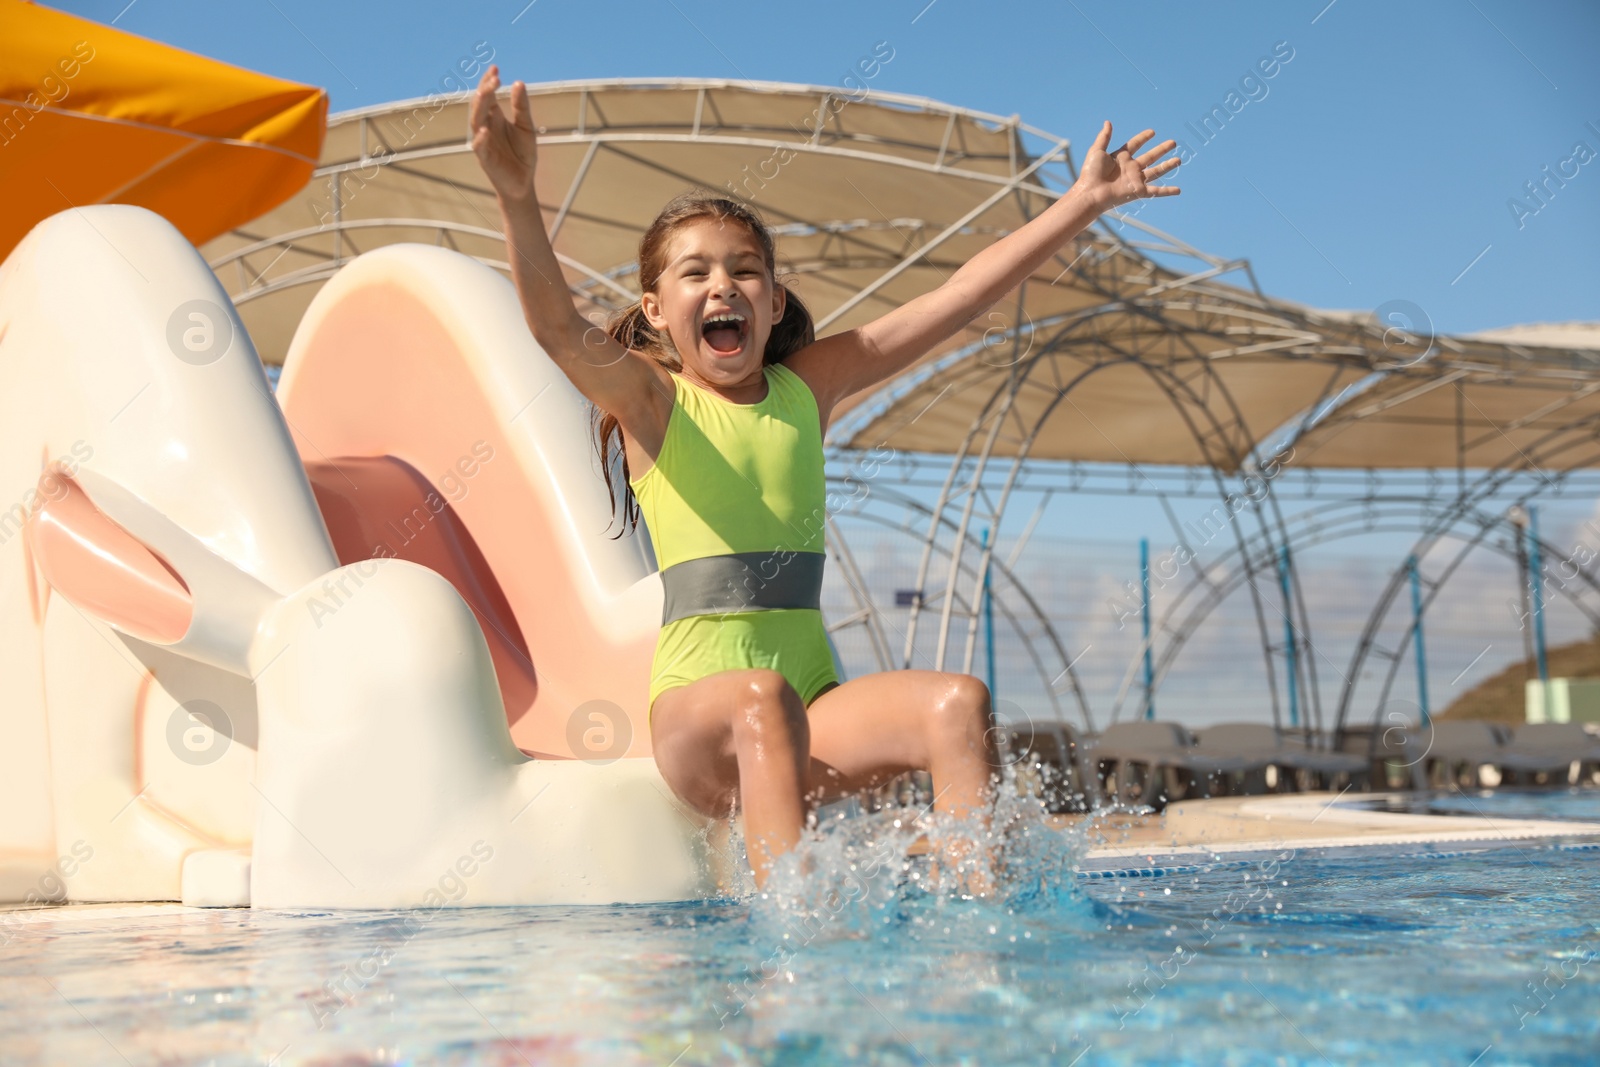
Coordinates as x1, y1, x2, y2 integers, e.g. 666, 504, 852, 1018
200, 77, 1596, 474
1284, 329, 1600, 471
202, 79, 1377, 467
840, 298, 1389, 470
204, 78, 1082, 381
1, 0, 326, 260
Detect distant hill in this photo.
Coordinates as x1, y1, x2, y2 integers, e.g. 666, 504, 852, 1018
1438, 633, 1600, 721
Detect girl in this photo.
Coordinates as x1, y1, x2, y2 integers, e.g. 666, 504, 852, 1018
469, 67, 1180, 889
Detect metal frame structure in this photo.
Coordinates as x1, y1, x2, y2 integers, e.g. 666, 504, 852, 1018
835, 296, 1373, 733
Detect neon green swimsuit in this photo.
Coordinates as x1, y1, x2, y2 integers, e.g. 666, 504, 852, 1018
628, 361, 840, 713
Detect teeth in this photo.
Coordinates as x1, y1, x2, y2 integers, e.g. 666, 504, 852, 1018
705, 312, 745, 326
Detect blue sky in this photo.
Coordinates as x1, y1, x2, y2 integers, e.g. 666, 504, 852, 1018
54, 0, 1600, 335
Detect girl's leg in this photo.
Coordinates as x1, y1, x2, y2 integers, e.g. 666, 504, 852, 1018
802, 670, 997, 819
650, 668, 810, 888
803, 671, 999, 895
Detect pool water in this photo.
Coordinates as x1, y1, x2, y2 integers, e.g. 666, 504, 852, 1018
3, 791, 1598, 1065
1377, 787, 1600, 825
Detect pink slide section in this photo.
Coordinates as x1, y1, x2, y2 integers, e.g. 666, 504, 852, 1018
276, 245, 664, 760
27, 473, 194, 645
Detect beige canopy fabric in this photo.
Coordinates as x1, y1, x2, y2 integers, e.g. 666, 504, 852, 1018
842, 297, 1380, 470
203, 78, 1072, 383
1466, 321, 1600, 350
1284, 337, 1600, 471
202, 79, 1373, 467
202, 78, 1598, 474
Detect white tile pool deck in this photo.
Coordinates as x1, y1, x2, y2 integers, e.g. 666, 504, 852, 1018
1062, 791, 1600, 872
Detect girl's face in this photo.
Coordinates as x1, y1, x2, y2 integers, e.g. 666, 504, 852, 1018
641, 216, 785, 382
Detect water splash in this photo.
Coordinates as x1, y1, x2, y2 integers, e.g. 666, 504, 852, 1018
729, 765, 1140, 937
699, 768, 1143, 1029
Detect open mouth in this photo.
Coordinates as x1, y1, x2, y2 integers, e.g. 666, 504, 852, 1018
701, 311, 748, 356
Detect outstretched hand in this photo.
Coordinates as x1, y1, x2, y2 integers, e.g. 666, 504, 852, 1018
470, 65, 538, 204
1072, 121, 1181, 212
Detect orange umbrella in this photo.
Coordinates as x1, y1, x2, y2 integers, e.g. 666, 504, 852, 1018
0, 0, 326, 259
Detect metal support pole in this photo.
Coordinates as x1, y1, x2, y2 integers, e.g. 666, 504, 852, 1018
981, 526, 996, 699
1277, 543, 1300, 729
1141, 537, 1155, 721
1513, 513, 1535, 676
1529, 505, 1550, 685
1408, 554, 1430, 725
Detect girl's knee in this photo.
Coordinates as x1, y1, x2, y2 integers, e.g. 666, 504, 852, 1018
930, 674, 993, 741
730, 669, 808, 748
943, 674, 992, 716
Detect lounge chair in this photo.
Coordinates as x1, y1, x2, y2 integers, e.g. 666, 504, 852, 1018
1495, 723, 1600, 785
1086, 721, 1269, 809
1410, 721, 1512, 790
1190, 723, 1283, 794
1350, 720, 1432, 789
1192, 723, 1370, 792
1278, 731, 1372, 788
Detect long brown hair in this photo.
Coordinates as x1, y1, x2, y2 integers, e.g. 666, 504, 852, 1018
593, 191, 816, 538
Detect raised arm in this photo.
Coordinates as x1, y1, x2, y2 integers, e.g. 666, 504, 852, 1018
789, 120, 1181, 422
470, 66, 668, 431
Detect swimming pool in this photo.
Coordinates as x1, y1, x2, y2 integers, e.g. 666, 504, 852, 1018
1375, 787, 1600, 825
4, 791, 1597, 1065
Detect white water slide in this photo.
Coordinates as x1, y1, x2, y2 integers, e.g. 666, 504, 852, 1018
0, 206, 732, 908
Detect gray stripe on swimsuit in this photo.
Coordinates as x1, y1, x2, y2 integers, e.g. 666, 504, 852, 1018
659, 551, 825, 625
